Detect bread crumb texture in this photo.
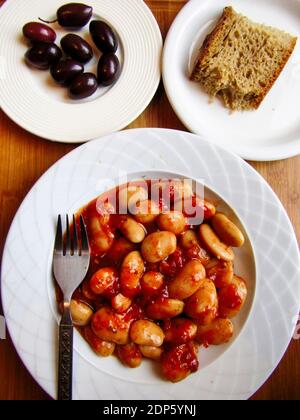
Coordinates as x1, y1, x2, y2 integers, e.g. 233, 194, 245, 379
191, 6, 297, 110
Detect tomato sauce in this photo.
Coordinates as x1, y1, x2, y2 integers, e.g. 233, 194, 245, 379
219, 284, 243, 310
68, 181, 209, 315
54, 179, 245, 382
161, 342, 199, 382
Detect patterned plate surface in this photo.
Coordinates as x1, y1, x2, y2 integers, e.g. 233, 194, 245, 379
1, 128, 300, 399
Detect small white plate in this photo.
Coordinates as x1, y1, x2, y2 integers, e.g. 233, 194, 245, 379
0, 0, 162, 143
163, 0, 300, 161
1, 128, 300, 400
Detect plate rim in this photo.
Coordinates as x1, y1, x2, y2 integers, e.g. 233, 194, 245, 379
1, 127, 300, 400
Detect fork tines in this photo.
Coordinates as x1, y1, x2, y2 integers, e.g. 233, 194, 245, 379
54, 214, 89, 256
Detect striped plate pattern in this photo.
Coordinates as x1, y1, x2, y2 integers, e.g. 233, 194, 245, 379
0, 0, 162, 142
2, 128, 300, 399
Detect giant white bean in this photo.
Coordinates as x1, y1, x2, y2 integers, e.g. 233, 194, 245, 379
120, 251, 144, 298
141, 231, 177, 263
118, 185, 148, 213
212, 213, 245, 247
130, 320, 164, 347
181, 230, 200, 249
119, 217, 146, 244
89, 216, 114, 254
146, 298, 184, 319
139, 345, 163, 361
157, 211, 187, 235
168, 260, 206, 300
132, 199, 160, 224
117, 343, 143, 368
199, 224, 234, 261
218, 275, 247, 318
185, 279, 218, 325
91, 306, 131, 345
163, 318, 197, 345
70, 299, 93, 326
195, 318, 234, 346
85, 325, 115, 357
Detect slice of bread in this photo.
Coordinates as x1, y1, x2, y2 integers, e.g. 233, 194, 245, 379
191, 6, 297, 110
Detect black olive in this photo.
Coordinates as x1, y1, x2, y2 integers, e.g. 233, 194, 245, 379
69, 73, 98, 99
50, 59, 84, 86
25, 43, 62, 70
61, 34, 93, 63
57, 3, 93, 28
97, 53, 120, 86
89, 20, 118, 53
23, 22, 56, 43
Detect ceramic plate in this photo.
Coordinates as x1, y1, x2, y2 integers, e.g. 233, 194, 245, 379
0, 0, 162, 143
163, 0, 300, 161
2, 128, 300, 400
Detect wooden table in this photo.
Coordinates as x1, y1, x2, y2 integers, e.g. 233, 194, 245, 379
0, 0, 299, 400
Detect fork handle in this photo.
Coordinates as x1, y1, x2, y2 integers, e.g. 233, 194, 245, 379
58, 304, 73, 401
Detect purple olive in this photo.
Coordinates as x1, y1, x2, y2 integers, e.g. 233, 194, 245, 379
23, 22, 56, 43
25, 43, 62, 70
69, 73, 98, 99
89, 20, 118, 53
57, 3, 93, 28
97, 53, 120, 86
61, 34, 93, 63
50, 59, 84, 86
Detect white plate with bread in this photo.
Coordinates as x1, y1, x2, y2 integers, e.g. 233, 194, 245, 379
163, 0, 300, 161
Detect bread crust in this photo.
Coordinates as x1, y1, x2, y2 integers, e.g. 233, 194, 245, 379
191, 7, 236, 81
251, 37, 297, 108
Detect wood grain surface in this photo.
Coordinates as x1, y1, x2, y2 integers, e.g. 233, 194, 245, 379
0, 0, 299, 400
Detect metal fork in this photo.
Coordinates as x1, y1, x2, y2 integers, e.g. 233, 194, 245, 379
53, 215, 90, 401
